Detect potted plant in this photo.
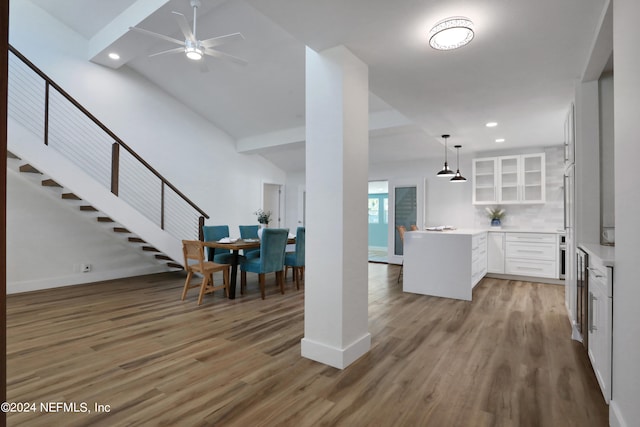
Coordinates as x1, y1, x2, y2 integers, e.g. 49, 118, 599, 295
254, 209, 272, 227
485, 207, 505, 227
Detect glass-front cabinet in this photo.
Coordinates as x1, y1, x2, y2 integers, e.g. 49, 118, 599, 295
473, 153, 545, 205
472, 158, 497, 204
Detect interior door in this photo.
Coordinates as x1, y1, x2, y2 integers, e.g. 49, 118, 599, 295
262, 183, 283, 227
388, 179, 423, 265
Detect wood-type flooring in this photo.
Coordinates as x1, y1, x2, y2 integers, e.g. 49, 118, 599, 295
6, 264, 608, 426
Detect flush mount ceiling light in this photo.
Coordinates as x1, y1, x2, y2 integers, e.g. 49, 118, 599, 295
429, 17, 474, 51
450, 145, 467, 182
486, 122, 498, 128
495, 138, 505, 143
108, 52, 120, 60
436, 134, 455, 177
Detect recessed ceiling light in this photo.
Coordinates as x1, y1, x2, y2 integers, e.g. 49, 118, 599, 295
108, 52, 120, 60
495, 138, 505, 143
429, 17, 474, 51
486, 122, 498, 128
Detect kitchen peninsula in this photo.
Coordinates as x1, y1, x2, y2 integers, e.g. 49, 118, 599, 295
403, 229, 487, 301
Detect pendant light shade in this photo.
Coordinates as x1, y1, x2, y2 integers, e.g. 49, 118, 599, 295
436, 134, 455, 177
450, 144, 467, 182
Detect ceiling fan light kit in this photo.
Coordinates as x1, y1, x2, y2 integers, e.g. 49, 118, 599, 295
128, 0, 246, 68
429, 17, 474, 51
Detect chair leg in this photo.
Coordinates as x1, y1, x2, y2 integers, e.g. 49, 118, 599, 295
259, 273, 266, 299
197, 274, 210, 305
223, 267, 229, 298
241, 270, 247, 295
294, 267, 300, 290
277, 270, 285, 294
181, 271, 194, 300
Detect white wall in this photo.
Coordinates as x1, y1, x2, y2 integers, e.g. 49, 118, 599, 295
8, 0, 286, 290
7, 167, 166, 293
611, 0, 640, 425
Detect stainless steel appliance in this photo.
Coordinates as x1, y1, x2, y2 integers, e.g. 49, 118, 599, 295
576, 248, 589, 349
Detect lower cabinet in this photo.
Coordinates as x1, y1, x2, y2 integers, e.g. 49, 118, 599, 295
472, 233, 487, 287
588, 261, 612, 403
486, 232, 560, 279
505, 233, 558, 279
487, 232, 505, 273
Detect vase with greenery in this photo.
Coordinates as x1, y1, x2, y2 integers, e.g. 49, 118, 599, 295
485, 207, 505, 227
254, 209, 272, 227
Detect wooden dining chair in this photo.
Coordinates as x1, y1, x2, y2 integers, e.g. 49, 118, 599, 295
240, 228, 289, 299
285, 227, 305, 290
397, 225, 407, 283
181, 240, 230, 305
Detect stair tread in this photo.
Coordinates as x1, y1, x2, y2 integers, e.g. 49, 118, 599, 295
7, 151, 20, 160
128, 237, 146, 243
19, 164, 41, 174
167, 262, 184, 270
155, 254, 171, 260
97, 217, 114, 223
142, 246, 160, 252
61, 193, 81, 200
113, 227, 130, 233
80, 205, 98, 212
42, 178, 62, 187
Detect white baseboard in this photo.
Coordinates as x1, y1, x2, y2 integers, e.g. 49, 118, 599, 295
609, 400, 627, 427
301, 333, 371, 369
7, 264, 173, 294
485, 273, 565, 285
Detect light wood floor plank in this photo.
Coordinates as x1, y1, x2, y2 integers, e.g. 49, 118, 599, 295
7, 265, 608, 426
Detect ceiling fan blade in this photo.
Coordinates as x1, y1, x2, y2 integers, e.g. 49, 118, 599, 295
201, 32, 245, 48
203, 49, 248, 66
129, 26, 184, 46
148, 47, 185, 58
198, 60, 210, 73
172, 11, 195, 43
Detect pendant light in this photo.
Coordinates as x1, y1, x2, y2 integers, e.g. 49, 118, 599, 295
436, 134, 455, 177
450, 145, 467, 182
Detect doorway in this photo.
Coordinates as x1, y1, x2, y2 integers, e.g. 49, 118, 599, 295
262, 183, 283, 227
368, 181, 388, 263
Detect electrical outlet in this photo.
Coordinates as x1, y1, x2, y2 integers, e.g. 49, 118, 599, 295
81, 264, 92, 273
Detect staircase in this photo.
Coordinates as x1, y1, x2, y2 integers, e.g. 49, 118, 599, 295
7, 45, 209, 272
7, 150, 184, 270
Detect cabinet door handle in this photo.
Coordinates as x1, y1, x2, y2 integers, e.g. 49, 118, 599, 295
588, 293, 597, 333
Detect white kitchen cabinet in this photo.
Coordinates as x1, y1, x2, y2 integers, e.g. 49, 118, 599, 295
505, 232, 558, 279
587, 259, 613, 403
472, 158, 497, 204
473, 153, 546, 205
487, 232, 505, 273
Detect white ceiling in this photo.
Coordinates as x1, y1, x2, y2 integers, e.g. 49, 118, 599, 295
29, 0, 608, 172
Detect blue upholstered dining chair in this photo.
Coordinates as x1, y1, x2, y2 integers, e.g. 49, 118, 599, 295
202, 225, 235, 265
240, 228, 289, 299
239, 225, 260, 259
284, 227, 305, 290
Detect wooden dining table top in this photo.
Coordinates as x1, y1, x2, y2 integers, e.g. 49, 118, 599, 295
202, 238, 295, 251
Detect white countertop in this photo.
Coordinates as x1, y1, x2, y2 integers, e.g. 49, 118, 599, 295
486, 227, 565, 234
579, 243, 615, 267
415, 228, 486, 236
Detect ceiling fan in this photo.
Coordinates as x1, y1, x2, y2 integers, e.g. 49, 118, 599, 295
129, 0, 247, 70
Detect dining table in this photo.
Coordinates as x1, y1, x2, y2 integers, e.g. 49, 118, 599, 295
202, 237, 295, 299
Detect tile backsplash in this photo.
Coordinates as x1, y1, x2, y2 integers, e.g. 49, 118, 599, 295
473, 146, 564, 230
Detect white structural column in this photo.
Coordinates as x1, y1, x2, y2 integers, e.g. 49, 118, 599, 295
302, 45, 370, 369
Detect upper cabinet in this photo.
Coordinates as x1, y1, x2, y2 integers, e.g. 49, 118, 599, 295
472, 158, 497, 204
473, 153, 545, 205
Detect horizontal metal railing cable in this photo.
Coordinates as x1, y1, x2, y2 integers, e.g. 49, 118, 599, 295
7, 45, 208, 241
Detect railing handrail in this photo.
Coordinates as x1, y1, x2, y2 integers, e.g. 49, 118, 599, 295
9, 44, 209, 219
